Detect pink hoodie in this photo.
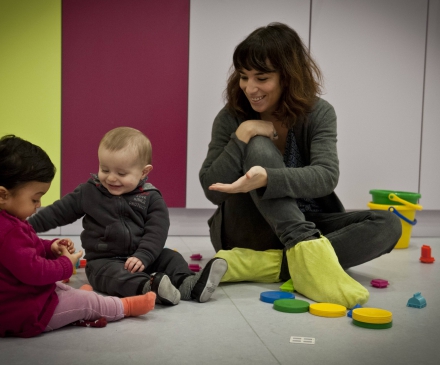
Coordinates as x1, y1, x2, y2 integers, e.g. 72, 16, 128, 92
0, 210, 72, 338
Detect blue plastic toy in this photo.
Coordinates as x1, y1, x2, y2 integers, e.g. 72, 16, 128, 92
260, 291, 295, 303
347, 304, 362, 318
407, 292, 427, 309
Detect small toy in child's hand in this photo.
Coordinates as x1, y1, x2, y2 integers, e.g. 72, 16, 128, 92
190, 253, 203, 260
57, 239, 70, 254
189, 264, 201, 272
58, 239, 68, 247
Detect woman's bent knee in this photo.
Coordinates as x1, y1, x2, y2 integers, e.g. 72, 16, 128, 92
245, 136, 284, 168
370, 210, 402, 250
388, 211, 403, 240
377, 210, 402, 241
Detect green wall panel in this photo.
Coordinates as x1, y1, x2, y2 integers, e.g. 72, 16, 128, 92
0, 0, 61, 205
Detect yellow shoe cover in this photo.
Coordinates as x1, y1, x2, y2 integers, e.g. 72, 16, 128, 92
215, 248, 282, 283
286, 236, 369, 308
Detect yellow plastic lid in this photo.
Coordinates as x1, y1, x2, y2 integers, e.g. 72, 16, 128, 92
352, 308, 392, 324
309, 303, 347, 317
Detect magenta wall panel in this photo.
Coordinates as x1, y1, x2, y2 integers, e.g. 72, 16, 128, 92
62, 0, 189, 207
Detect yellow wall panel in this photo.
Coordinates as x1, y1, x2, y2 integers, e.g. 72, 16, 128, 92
0, 0, 61, 205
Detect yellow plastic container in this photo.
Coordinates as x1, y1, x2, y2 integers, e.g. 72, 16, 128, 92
309, 303, 347, 317
367, 202, 420, 249
352, 308, 393, 324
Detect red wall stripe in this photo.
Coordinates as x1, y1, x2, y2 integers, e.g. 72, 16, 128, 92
62, 0, 189, 207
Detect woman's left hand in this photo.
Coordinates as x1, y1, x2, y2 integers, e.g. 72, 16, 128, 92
209, 166, 267, 194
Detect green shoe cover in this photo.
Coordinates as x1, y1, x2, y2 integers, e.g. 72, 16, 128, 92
215, 248, 282, 283
286, 236, 369, 308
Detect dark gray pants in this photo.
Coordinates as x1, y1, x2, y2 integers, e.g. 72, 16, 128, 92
222, 136, 402, 273
85, 248, 194, 297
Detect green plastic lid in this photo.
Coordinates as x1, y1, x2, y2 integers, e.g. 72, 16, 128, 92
273, 299, 310, 313
352, 319, 393, 329
369, 189, 421, 205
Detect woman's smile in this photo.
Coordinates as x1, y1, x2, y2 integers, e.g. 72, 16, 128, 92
239, 66, 282, 120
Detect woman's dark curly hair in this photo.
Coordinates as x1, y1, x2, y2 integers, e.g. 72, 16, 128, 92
0, 135, 56, 191
225, 22, 322, 127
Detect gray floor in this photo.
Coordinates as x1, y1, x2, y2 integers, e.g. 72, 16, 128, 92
1, 236, 439, 365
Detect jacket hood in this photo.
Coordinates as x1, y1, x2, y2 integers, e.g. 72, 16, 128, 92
88, 174, 159, 197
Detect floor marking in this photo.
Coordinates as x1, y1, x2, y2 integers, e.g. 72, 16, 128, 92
290, 336, 315, 345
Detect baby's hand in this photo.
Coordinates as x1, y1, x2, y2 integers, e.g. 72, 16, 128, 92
59, 238, 76, 254
125, 257, 145, 273
58, 245, 83, 269
52, 238, 76, 256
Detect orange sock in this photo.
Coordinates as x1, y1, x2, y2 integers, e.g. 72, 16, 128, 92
79, 284, 93, 291
121, 292, 156, 317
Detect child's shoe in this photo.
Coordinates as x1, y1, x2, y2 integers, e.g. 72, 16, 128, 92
190, 258, 228, 303
150, 272, 181, 306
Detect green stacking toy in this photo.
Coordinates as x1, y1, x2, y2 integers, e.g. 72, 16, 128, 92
273, 299, 309, 313
352, 319, 393, 329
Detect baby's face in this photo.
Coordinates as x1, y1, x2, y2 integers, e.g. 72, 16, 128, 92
98, 147, 147, 195
2, 181, 51, 221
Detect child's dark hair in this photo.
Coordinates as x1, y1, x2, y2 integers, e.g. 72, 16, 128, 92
0, 135, 56, 190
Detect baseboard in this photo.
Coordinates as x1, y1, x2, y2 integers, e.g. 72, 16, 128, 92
410, 210, 440, 237
36, 208, 440, 237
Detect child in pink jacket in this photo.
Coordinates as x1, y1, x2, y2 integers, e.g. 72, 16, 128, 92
0, 135, 155, 338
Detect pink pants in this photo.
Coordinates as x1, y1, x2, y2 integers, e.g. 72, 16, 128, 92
45, 282, 124, 332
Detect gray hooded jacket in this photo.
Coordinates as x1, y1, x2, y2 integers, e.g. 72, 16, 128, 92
29, 175, 169, 268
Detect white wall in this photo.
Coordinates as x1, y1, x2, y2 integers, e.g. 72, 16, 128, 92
312, 0, 427, 209
187, 0, 438, 211
187, 0, 311, 208
420, 0, 440, 209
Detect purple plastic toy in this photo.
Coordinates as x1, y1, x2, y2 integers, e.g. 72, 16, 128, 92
371, 279, 389, 288
190, 253, 203, 261
189, 264, 201, 272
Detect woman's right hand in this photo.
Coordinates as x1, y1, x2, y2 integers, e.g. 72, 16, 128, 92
59, 245, 83, 268
209, 166, 268, 193
236, 120, 278, 144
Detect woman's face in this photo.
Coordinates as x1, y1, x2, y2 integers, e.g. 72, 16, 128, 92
239, 66, 282, 120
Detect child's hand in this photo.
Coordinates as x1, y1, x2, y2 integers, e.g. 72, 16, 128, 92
51, 238, 76, 256
58, 245, 83, 269
125, 257, 145, 273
